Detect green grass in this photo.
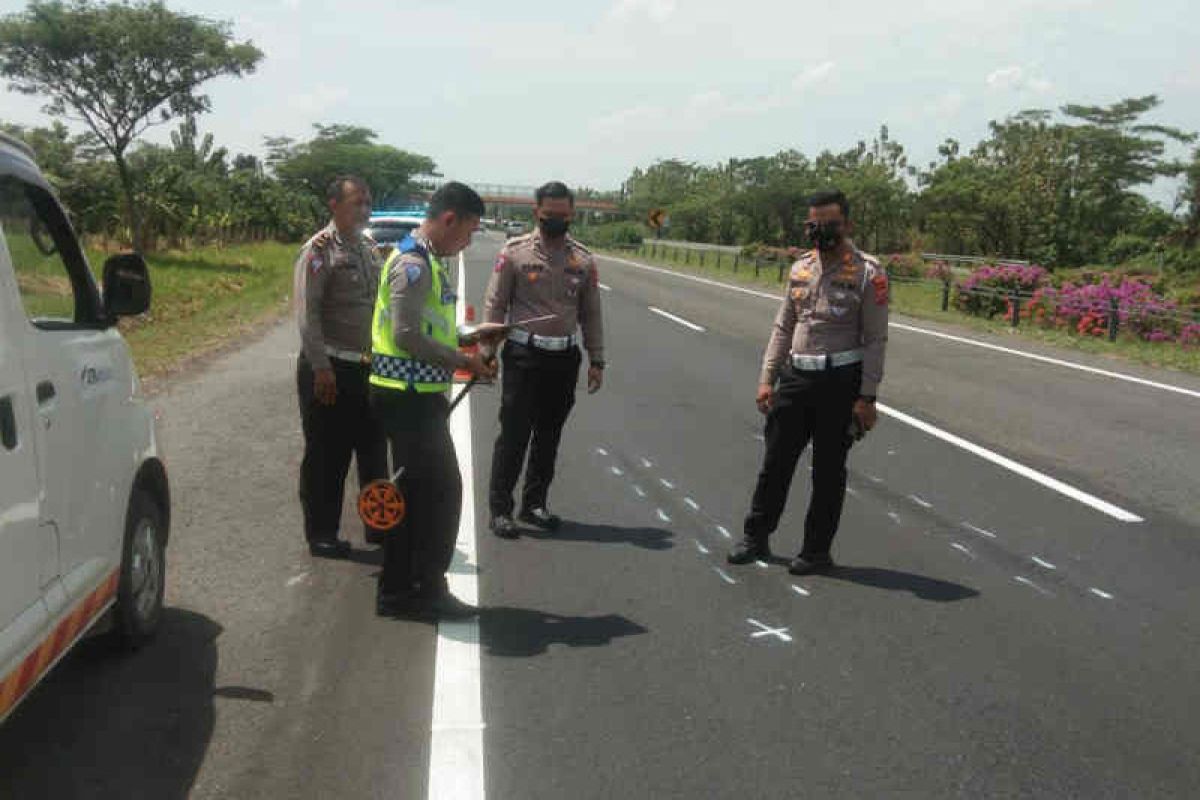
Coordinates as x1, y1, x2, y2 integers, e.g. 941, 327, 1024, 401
12, 239, 299, 378
600, 244, 1200, 376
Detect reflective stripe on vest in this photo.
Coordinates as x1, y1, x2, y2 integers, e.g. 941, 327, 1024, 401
369, 236, 457, 393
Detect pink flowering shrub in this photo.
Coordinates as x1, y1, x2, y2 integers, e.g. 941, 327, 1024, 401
955, 264, 1049, 318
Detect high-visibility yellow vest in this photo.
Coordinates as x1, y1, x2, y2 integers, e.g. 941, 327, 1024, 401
369, 235, 456, 393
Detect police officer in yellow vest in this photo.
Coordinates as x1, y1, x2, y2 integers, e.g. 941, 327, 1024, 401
370, 182, 495, 619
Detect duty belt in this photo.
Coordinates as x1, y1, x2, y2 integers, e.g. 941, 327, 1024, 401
790, 349, 864, 371
325, 345, 371, 366
508, 329, 578, 352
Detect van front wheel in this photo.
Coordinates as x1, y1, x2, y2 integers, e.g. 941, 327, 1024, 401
110, 489, 166, 650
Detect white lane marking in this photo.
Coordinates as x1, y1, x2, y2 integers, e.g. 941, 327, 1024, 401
693, 539, 711, 555
1089, 587, 1115, 600
791, 584, 811, 597
908, 494, 933, 509
633, 485, 647, 498
756, 560, 769, 569
430, 255, 484, 800
602, 253, 1200, 401
716, 525, 733, 540
1014, 575, 1053, 597
684, 497, 700, 511
610, 466, 624, 476
866, 474, 884, 484
1031, 556, 1057, 570
598, 282, 612, 291
880, 403, 1144, 523
962, 522, 998, 539
887, 449, 897, 456
656, 508, 672, 523
659, 478, 675, 490
747, 619, 793, 642
950, 543, 975, 558
753, 433, 765, 442
641, 458, 653, 469
715, 567, 737, 585
648, 305, 707, 332
890, 322, 1200, 401
596, 447, 609, 456
845, 487, 859, 497
887, 512, 902, 524
286, 572, 308, 587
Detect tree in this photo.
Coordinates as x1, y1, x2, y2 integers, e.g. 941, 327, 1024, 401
268, 124, 437, 206
0, 0, 262, 250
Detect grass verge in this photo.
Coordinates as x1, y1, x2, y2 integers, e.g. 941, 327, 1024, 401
14, 240, 299, 380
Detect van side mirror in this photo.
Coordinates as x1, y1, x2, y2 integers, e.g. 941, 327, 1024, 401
102, 253, 151, 320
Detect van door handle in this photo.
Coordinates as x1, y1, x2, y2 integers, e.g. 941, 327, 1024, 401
36, 381, 56, 405
0, 395, 16, 450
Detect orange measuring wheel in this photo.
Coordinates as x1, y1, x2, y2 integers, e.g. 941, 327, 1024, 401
358, 479, 407, 532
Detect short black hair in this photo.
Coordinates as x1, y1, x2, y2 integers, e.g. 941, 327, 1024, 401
327, 174, 369, 203
428, 181, 486, 220
535, 181, 574, 207
808, 189, 850, 219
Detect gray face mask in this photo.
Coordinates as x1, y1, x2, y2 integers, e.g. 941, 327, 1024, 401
540, 216, 570, 238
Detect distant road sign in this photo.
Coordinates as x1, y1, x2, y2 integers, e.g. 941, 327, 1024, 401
648, 208, 667, 229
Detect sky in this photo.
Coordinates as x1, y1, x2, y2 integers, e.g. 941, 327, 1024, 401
2, 0, 1199, 196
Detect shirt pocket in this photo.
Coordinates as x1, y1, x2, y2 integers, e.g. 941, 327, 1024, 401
787, 279, 813, 314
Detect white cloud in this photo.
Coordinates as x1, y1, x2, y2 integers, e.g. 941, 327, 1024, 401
793, 61, 836, 91
610, 0, 678, 23
986, 65, 1054, 95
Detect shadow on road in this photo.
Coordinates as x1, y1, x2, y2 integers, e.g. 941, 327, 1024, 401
0, 608, 224, 800
823, 565, 980, 602
479, 606, 649, 657
522, 521, 674, 551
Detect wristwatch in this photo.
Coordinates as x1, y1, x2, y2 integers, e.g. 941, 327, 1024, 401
591, 360, 606, 370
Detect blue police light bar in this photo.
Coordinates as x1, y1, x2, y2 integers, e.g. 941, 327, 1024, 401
371, 205, 427, 218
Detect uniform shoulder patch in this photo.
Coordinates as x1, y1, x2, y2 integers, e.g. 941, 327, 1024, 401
306, 250, 324, 273
494, 251, 509, 273
404, 262, 423, 284
567, 236, 592, 256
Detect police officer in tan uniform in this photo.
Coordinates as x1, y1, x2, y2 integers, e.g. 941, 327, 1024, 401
294, 175, 387, 558
483, 181, 605, 538
728, 189, 889, 575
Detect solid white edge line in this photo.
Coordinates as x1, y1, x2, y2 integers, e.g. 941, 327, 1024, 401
648, 306, 706, 332
889, 322, 1200, 401
428, 255, 485, 800
878, 403, 1143, 523
601, 253, 1200, 400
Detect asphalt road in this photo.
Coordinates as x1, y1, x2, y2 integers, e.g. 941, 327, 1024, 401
2, 231, 1198, 798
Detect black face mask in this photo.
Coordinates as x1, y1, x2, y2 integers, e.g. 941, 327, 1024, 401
805, 221, 843, 252
539, 216, 570, 238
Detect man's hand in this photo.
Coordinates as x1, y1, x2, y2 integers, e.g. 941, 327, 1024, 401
756, 383, 774, 415
853, 398, 878, 432
587, 365, 604, 394
311, 229, 332, 249
465, 353, 498, 381
314, 368, 337, 406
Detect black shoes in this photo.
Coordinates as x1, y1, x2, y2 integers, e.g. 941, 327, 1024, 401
309, 539, 352, 559
519, 506, 561, 531
727, 536, 770, 565
491, 515, 519, 539
377, 589, 478, 620
788, 553, 834, 575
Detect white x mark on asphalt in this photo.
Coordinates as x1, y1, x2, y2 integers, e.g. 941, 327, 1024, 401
747, 618, 792, 642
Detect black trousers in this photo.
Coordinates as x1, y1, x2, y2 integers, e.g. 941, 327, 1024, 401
297, 354, 387, 543
488, 341, 582, 517
370, 388, 462, 597
743, 362, 862, 557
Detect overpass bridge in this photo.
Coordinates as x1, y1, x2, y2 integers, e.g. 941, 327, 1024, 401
417, 182, 621, 214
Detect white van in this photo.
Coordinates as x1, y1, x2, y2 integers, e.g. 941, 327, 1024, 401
0, 131, 169, 724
